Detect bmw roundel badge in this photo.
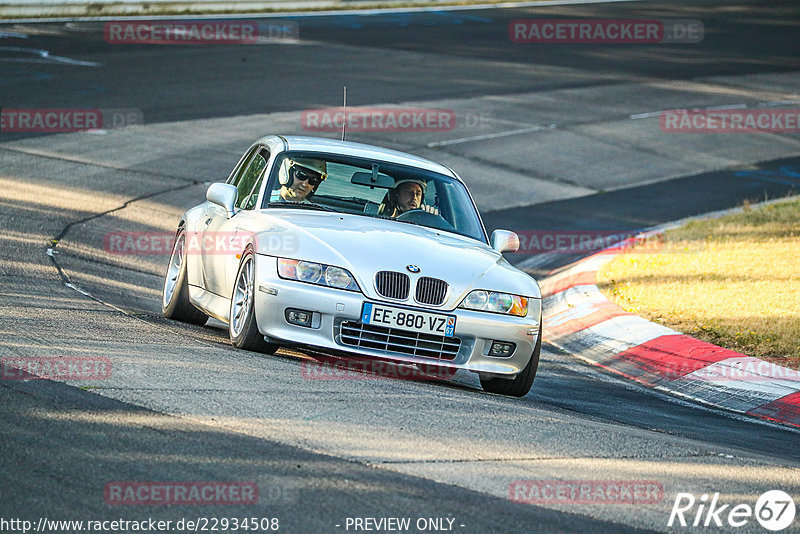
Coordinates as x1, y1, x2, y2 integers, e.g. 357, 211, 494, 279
406, 265, 421, 273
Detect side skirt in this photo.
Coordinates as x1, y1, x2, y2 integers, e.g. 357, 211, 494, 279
188, 285, 230, 324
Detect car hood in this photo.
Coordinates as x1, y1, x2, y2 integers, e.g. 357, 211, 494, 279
252, 210, 541, 307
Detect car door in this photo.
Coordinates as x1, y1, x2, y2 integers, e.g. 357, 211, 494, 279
199, 146, 270, 297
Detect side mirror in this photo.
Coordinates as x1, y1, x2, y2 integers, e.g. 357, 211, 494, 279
206, 183, 238, 218
491, 229, 520, 253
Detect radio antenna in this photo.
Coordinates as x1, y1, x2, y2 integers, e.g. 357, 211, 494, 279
341, 86, 347, 141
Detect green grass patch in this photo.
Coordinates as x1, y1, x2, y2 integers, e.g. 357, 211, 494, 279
598, 196, 800, 367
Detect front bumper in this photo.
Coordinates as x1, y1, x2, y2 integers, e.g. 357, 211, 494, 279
253, 256, 541, 376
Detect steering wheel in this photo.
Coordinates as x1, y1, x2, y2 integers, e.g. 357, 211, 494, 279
396, 209, 455, 232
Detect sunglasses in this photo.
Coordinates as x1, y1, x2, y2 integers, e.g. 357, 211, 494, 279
291, 166, 324, 187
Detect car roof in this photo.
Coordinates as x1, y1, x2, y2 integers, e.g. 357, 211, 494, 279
261, 135, 460, 180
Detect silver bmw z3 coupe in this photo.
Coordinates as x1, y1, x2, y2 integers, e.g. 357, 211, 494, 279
162, 135, 542, 396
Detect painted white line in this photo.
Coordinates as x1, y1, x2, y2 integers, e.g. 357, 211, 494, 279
0, 31, 29, 38
0, 46, 100, 66
628, 111, 661, 119
705, 103, 748, 111
426, 124, 554, 148
64, 282, 92, 297
629, 104, 751, 120
629, 100, 800, 121
254, 36, 301, 44
758, 99, 800, 108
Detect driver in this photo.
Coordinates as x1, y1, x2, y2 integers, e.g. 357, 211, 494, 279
275, 158, 327, 202
379, 178, 437, 217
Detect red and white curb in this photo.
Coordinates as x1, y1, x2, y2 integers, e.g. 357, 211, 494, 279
540, 244, 800, 429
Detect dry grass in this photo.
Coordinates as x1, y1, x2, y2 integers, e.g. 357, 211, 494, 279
597, 197, 800, 367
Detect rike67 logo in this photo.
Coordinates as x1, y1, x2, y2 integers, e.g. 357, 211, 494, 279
668, 490, 796, 531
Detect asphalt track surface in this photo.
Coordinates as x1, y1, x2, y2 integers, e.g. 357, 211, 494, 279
2, 0, 800, 532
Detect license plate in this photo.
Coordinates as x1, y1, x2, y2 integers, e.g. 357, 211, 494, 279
361, 302, 456, 337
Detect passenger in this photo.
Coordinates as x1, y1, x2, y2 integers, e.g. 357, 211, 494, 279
379, 178, 437, 217
276, 158, 327, 202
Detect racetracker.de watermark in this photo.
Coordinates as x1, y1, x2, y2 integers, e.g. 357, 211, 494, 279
301, 358, 457, 381
103, 20, 298, 44
0, 108, 142, 132
512, 230, 663, 255
103, 20, 300, 45
301, 107, 456, 132
1, 356, 111, 380
678, 359, 800, 383
661, 109, 800, 133
509, 19, 703, 43
104, 231, 297, 256
104, 482, 258, 505
509, 480, 664, 505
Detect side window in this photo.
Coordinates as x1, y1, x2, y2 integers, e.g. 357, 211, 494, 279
235, 148, 270, 210
228, 146, 260, 187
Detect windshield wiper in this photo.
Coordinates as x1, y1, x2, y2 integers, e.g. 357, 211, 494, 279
267, 202, 336, 212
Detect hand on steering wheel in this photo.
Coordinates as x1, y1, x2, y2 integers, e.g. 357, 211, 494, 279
416, 204, 439, 215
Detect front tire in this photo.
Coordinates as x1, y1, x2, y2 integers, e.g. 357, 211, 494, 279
229, 249, 279, 354
162, 228, 209, 325
479, 320, 541, 397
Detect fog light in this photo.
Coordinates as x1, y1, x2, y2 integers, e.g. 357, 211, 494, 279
488, 341, 515, 357
286, 308, 312, 327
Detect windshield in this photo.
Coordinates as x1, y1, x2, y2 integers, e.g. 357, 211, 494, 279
262, 151, 487, 243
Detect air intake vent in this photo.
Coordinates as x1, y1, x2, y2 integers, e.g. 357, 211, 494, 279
415, 277, 448, 305
375, 271, 410, 300
340, 321, 461, 361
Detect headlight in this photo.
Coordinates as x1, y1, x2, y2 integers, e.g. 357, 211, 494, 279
325, 266, 354, 289
296, 261, 323, 283
459, 290, 528, 317
277, 258, 360, 292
